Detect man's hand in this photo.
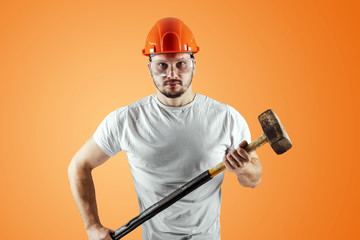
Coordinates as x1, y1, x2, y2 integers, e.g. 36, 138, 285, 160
223, 140, 263, 188
223, 140, 251, 170
86, 224, 114, 240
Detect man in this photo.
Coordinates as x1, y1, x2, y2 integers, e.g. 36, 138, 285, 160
68, 17, 263, 240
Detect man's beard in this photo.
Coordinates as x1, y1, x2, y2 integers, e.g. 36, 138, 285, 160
161, 87, 186, 98
154, 73, 193, 99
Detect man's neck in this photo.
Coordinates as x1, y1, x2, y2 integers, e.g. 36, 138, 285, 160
156, 90, 196, 107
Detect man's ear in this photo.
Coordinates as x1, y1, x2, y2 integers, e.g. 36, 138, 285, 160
193, 59, 196, 75
147, 62, 153, 78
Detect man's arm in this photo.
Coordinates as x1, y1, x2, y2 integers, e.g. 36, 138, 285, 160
223, 140, 263, 188
68, 136, 113, 240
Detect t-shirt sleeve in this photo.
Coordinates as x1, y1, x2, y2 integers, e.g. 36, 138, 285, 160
226, 105, 252, 154
93, 108, 123, 157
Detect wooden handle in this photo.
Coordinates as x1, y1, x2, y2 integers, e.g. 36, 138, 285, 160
208, 134, 268, 177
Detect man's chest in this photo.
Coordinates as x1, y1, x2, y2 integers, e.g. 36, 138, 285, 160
121, 111, 231, 171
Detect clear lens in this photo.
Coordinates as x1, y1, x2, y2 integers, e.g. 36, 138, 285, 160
149, 58, 194, 76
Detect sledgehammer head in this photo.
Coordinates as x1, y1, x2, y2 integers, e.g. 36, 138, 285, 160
258, 109, 292, 155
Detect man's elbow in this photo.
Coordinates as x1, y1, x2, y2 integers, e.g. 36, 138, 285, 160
67, 159, 79, 181
67, 157, 91, 180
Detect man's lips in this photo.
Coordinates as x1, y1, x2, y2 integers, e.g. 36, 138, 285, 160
165, 81, 181, 86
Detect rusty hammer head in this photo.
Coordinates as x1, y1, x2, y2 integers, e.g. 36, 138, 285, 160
258, 109, 292, 154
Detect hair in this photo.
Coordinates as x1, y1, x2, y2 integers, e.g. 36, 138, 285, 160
149, 52, 195, 62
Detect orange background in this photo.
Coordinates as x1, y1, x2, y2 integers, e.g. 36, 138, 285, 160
0, 0, 359, 239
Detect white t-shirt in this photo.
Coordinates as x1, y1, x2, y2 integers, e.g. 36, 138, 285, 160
93, 93, 251, 240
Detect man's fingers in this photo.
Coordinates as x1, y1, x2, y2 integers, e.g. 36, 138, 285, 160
225, 152, 242, 169
106, 229, 115, 240
237, 148, 250, 162
230, 150, 244, 167
223, 143, 252, 172
223, 158, 234, 171
223, 156, 236, 171
239, 140, 248, 149
228, 153, 242, 168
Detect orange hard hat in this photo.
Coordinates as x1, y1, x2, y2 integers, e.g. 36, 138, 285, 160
142, 17, 200, 56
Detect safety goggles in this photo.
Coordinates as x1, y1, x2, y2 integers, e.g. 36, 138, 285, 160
148, 58, 194, 77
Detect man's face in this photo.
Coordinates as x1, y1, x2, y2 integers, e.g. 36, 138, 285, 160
148, 53, 196, 99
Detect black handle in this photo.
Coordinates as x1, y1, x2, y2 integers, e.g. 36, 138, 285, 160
110, 170, 213, 240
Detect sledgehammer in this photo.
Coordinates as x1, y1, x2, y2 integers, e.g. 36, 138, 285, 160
110, 109, 292, 240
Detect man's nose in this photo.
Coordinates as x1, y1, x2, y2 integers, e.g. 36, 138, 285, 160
167, 67, 179, 79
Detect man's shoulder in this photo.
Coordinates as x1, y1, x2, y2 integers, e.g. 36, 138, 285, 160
196, 94, 246, 120
108, 95, 155, 119
127, 94, 155, 110
196, 93, 229, 111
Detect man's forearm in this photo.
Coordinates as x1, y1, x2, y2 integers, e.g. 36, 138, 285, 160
68, 162, 102, 230
236, 156, 263, 188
